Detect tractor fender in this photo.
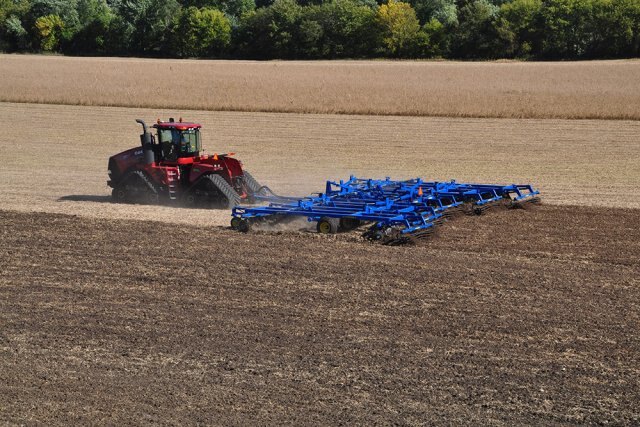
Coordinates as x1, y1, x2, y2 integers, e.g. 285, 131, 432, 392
221, 156, 243, 180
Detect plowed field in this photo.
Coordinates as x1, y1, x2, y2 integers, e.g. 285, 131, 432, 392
1, 205, 639, 424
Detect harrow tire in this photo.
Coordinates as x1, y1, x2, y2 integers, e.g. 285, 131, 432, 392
339, 217, 361, 231
237, 219, 251, 233
317, 217, 339, 234
230, 216, 243, 230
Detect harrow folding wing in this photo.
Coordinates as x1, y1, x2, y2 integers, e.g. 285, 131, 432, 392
231, 176, 540, 244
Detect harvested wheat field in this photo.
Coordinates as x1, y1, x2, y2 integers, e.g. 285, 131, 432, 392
1, 102, 639, 230
1, 55, 640, 424
1, 55, 640, 119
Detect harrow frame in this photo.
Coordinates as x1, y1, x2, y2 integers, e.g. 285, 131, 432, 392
231, 176, 540, 244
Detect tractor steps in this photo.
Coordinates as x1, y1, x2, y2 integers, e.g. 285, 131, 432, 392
163, 167, 180, 200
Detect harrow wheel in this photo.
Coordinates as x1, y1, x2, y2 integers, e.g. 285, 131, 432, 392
317, 217, 339, 234
230, 217, 243, 230
233, 218, 251, 233
339, 217, 361, 231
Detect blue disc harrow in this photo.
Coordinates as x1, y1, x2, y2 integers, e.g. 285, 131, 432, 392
231, 176, 540, 245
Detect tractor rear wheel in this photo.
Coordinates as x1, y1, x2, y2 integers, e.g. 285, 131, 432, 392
202, 174, 241, 209
111, 170, 159, 204
242, 170, 262, 194
317, 217, 339, 234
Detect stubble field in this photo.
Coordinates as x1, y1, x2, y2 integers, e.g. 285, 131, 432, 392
1, 56, 640, 424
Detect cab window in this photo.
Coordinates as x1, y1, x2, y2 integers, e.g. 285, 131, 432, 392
178, 130, 200, 155
157, 128, 201, 157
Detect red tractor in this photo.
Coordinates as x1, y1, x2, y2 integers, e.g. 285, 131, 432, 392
107, 118, 262, 208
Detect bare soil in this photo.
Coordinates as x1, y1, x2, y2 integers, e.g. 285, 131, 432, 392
1, 205, 639, 424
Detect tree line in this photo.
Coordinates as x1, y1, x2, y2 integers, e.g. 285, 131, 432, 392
1, 0, 638, 59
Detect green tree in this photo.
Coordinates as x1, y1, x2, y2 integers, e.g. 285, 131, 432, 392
104, 0, 178, 55
538, 0, 594, 58
97, 0, 142, 54
586, 0, 640, 57
181, 0, 256, 17
0, 0, 30, 50
29, 0, 80, 36
35, 13, 64, 50
66, 0, 113, 54
135, 0, 179, 54
411, 0, 457, 25
235, 0, 302, 58
450, 0, 500, 58
422, 17, 449, 55
494, 0, 542, 57
376, 0, 428, 56
299, 0, 378, 58
171, 6, 231, 57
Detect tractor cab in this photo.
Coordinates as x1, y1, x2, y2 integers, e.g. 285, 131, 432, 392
108, 117, 262, 208
153, 119, 202, 162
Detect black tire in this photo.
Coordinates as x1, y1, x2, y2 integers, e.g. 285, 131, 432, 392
182, 192, 197, 207
202, 174, 241, 209
230, 217, 243, 230
237, 219, 251, 233
339, 217, 361, 231
242, 170, 262, 194
317, 217, 339, 234
111, 187, 128, 203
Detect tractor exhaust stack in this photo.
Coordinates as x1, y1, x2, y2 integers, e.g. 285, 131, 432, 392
136, 119, 155, 165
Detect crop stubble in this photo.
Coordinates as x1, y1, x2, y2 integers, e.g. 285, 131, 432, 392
0, 102, 638, 229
